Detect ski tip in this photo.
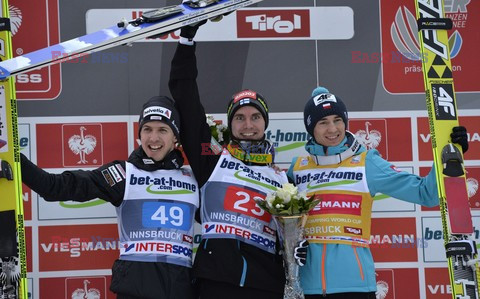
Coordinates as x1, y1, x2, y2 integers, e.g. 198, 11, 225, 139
0, 66, 12, 80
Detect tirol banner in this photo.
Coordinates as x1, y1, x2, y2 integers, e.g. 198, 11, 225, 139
380, 0, 479, 93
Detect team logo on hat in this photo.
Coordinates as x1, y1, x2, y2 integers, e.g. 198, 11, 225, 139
313, 93, 337, 106
233, 90, 257, 103
143, 106, 171, 119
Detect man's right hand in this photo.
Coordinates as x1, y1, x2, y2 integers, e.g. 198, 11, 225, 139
180, 20, 207, 42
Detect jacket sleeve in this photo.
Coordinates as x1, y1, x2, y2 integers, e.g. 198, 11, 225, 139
21, 153, 125, 207
365, 150, 439, 207
286, 157, 298, 183
168, 43, 219, 188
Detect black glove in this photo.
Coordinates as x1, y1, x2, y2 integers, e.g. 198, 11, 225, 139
451, 126, 468, 154
0, 159, 13, 180
294, 240, 309, 266
180, 20, 207, 41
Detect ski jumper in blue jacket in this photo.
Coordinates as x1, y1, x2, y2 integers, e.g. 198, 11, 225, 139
287, 87, 440, 297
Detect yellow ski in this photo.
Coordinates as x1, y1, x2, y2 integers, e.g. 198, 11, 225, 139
414, 0, 480, 298
0, 0, 28, 298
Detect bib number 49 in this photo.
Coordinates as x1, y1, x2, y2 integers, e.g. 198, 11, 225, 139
142, 202, 191, 231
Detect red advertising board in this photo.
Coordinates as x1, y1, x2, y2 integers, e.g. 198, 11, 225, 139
350, 118, 412, 161
36, 122, 128, 168
425, 268, 452, 298
375, 268, 420, 298
26, 226, 32, 272
38, 224, 119, 271
40, 276, 115, 299
417, 116, 480, 161
11, 0, 61, 100
380, 0, 480, 93
370, 217, 418, 262
22, 183, 32, 221
421, 166, 480, 212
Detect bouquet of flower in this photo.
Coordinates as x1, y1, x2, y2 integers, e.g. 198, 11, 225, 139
206, 114, 229, 144
206, 114, 230, 154
256, 183, 319, 216
255, 183, 320, 299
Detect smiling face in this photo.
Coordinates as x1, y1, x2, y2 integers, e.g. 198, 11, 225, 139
230, 105, 266, 141
140, 121, 177, 161
313, 114, 346, 147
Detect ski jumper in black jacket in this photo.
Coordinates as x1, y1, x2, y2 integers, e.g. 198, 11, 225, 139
21, 97, 199, 299
169, 43, 285, 298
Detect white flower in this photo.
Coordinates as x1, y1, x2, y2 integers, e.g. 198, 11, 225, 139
216, 127, 224, 142
276, 188, 292, 203
265, 193, 276, 208
275, 203, 284, 209
206, 114, 216, 126
282, 183, 298, 196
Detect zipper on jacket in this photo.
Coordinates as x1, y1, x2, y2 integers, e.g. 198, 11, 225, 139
352, 246, 364, 281
238, 240, 247, 287
239, 256, 247, 287
321, 243, 327, 296
203, 239, 208, 249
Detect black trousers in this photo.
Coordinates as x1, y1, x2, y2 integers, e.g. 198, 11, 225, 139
306, 292, 376, 299
198, 279, 283, 299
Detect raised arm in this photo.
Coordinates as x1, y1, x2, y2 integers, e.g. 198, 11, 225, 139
169, 42, 218, 187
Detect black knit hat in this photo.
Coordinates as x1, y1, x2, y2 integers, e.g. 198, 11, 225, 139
227, 89, 269, 130
138, 96, 180, 139
304, 87, 348, 136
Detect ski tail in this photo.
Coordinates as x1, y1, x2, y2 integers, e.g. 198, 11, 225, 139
414, 0, 480, 298
0, 0, 28, 298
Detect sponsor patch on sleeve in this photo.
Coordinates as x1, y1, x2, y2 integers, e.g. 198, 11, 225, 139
114, 163, 126, 179
108, 165, 123, 183
102, 169, 116, 186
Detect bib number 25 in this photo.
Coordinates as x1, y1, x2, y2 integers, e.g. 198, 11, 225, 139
224, 186, 271, 222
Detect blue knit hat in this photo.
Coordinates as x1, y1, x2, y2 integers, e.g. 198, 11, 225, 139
304, 87, 349, 136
